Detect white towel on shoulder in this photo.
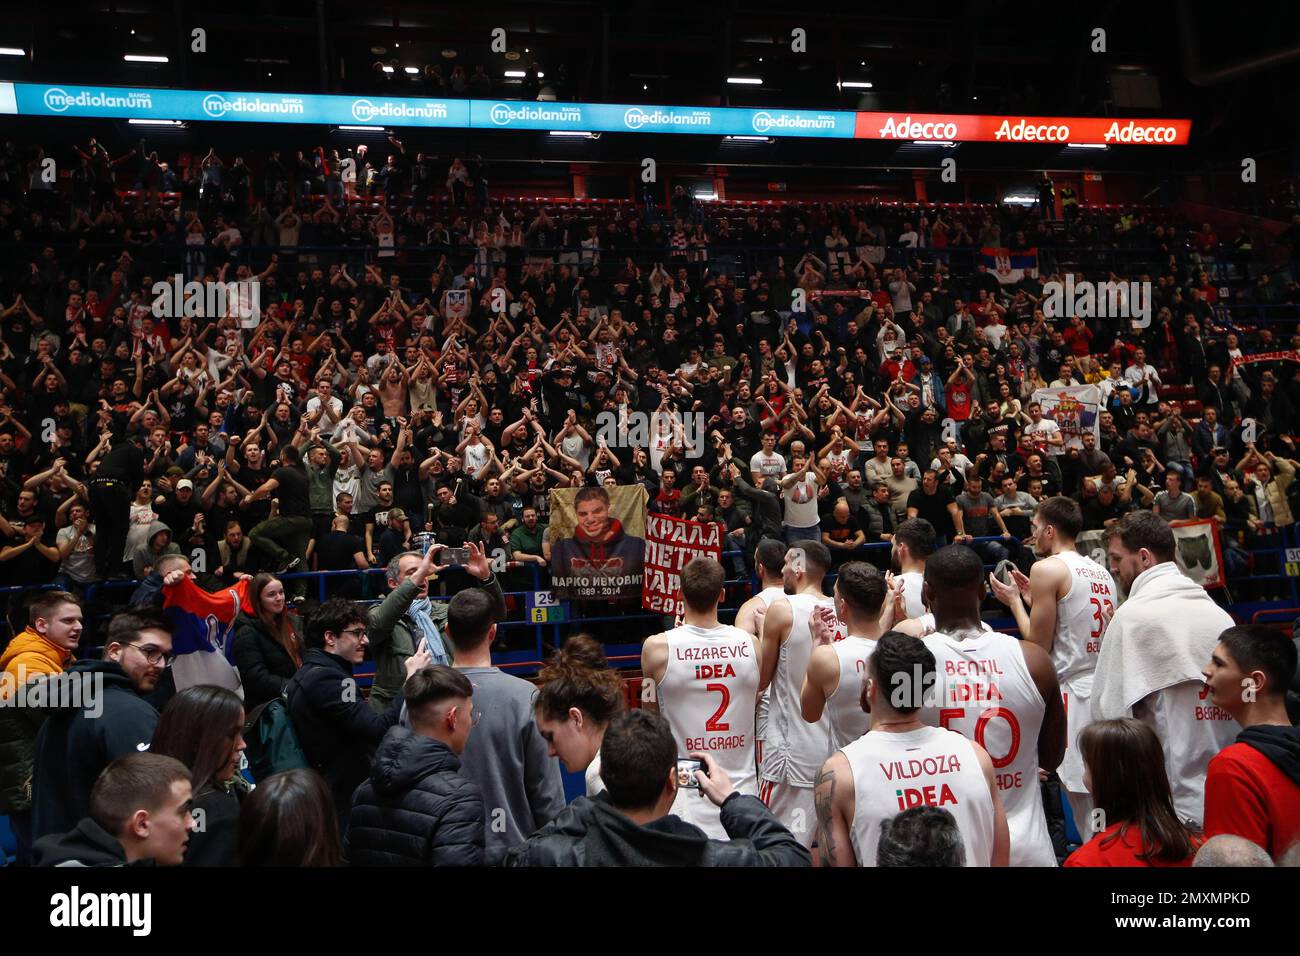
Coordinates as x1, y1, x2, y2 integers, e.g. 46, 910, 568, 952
1091, 562, 1233, 720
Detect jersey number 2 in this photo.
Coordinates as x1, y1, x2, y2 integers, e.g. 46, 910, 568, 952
705, 683, 731, 732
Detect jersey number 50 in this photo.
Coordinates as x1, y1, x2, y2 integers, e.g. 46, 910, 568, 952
939, 706, 1021, 769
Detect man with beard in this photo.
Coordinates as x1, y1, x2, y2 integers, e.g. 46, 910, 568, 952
1090, 512, 1237, 827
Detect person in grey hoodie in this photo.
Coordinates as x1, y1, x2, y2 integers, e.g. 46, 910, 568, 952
131, 519, 181, 580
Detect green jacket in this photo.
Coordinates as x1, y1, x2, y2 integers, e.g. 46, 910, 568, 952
305, 442, 341, 514
366, 572, 506, 712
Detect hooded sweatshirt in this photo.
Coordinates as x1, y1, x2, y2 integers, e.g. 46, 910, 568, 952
345, 726, 485, 866
1204, 724, 1300, 858
31, 658, 161, 842
0, 628, 75, 812
32, 816, 151, 867
504, 791, 811, 867
131, 519, 181, 580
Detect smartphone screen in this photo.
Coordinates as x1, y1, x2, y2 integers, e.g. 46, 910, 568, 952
676, 757, 704, 789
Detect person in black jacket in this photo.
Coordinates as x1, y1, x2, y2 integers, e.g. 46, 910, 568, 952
86, 431, 145, 579
230, 573, 304, 709
725, 458, 783, 550
31, 609, 173, 842
150, 685, 250, 866
346, 665, 485, 866
34, 752, 195, 867
506, 710, 810, 867
288, 598, 432, 835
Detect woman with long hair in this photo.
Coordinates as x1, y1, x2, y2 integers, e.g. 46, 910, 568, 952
238, 769, 341, 867
151, 685, 249, 867
230, 573, 304, 709
1064, 718, 1201, 867
533, 634, 625, 795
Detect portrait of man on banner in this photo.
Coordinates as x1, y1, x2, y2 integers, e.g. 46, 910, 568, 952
548, 484, 647, 600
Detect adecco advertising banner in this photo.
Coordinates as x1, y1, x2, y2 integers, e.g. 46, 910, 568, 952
856, 111, 1192, 146
0, 81, 1190, 145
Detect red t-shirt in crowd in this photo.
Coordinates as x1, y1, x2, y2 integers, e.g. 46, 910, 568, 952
1064, 822, 1198, 868
946, 380, 973, 420
1203, 739, 1300, 859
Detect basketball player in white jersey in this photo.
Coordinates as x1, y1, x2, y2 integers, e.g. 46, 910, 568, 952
758, 539, 836, 847
987, 496, 1116, 838
801, 562, 892, 750
920, 545, 1065, 867
1092, 511, 1237, 827
642, 556, 761, 840
734, 539, 788, 771
815, 631, 1009, 867
891, 518, 936, 620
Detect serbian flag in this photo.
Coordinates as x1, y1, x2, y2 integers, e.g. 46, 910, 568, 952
162, 575, 253, 697
980, 247, 1038, 284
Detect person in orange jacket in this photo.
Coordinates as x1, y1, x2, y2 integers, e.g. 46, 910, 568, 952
0, 590, 83, 864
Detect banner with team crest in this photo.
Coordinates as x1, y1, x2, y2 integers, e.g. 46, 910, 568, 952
1032, 384, 1101, 451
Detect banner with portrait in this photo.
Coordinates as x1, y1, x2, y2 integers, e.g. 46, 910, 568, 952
1032, 384, 1101, 451
641, 514, 723, 617
1169, 518, 1227, 591
547, 484, 648, 600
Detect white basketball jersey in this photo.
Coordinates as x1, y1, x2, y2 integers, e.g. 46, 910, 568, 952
1134, 681, 1238, 827
842, 725, 996, 867
761, 593, 835, 788
753, 585, 785, 748
921, 629, 1056, 867
824, 636, 876, 750
1051, 550, 1117, 684
660, 623, 760, 839
900, 570, 926, 619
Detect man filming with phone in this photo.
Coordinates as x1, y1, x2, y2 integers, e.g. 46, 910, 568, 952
506, 710, 810, 866
366, 541, 504, 713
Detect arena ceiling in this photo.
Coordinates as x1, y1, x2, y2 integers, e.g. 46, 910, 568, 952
0, 1, 1297, 163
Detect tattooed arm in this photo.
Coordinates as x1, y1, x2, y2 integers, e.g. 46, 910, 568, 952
814, 753, 857, 867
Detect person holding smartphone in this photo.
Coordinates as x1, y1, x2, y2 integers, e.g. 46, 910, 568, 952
366, 541, 504, 714
506, 710, 809, 867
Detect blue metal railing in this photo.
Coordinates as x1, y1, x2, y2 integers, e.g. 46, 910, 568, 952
3, 529, 1292, 670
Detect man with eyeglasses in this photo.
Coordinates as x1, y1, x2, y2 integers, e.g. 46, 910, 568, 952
31, 610, 175, 843
290, 598, 434, 835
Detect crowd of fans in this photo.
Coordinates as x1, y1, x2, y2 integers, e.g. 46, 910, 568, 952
0, 133, 1297, 868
